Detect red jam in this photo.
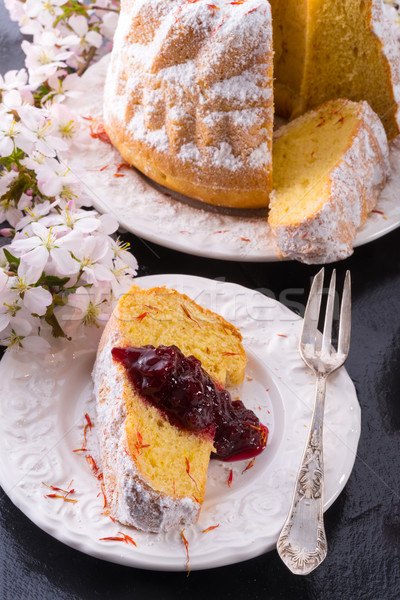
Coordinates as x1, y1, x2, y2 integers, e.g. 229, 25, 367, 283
112, 345, 268, 461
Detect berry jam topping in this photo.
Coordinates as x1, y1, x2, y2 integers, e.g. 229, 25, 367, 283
112, 344, 268, 461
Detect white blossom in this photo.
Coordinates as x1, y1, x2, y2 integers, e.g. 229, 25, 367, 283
24, 0, 67, 22
0, 111, 34, 156
0, 289, 23, 332
63, 234, 114, 284
0, 170, 18, 196
99, 12, 119, 41
0, 0, 140, 352
0, 69, 29, 94
46, 102, 86, 146
22, 33, 74, 85
4, 0, 27, 21
21, 334, 51, 353
15, 200, 58, 231
68, 15, 103, 49
110, 238, 138, 271
18, 104, 68, 156
0, 312, 50, 353
110, 257, 138, 298
0, 171, 25, 226
42, 205, 102, 234
64, 285, 110, 328
0, 199, 24, 228
11, 262, 53, 315
0, 314, 31, 346
0, 249, 9, 272
46, 72, 82, 104
2, 89, 23, 110
32, 158, 79, 198
12, 222, 77, 281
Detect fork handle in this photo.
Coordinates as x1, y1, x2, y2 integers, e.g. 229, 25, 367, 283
276, 373, 328, 575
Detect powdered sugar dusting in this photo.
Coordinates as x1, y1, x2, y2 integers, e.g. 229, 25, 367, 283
160, 60, 197, 87
128, 111, 170, 152
103, 0, 273, 176
207, 67, 272, 106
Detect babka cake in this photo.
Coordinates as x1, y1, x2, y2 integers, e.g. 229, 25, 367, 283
103, 0, 274, 208
268, 98, 390, 264
92, 285, 267, 533
270, 0, 400, 139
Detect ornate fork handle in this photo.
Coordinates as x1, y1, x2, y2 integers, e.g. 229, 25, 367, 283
277, 373, 328, 575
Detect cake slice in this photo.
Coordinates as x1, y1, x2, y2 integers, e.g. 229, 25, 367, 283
270, 0, 400, 139
92, 286, 267, 532
268, 98, 390, 264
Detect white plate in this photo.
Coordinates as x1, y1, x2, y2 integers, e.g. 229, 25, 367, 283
0, 275, 361, 571
65, 54, 400, 262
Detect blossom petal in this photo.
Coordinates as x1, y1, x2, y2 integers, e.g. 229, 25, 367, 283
0, 312, 11, 333
0, 136, 14, 157
10, 236, 40, 253
35, 138, 57, 158
85, 30, 103, 48
116, 250, 138, 272
68, 14, 88, 36
22, 335, 51, 354
20, 246, 49, 281
0, 270, 8, 294
73, 216, 100, 233
67, 286, 89, 312
24, 286, 53, 315
31, 221, 49, 238
92, 263, 114, 282
8, 315, 33, 336
2, 89, 22, 108
99, 213, 118, 235
50, 247, 79, 275
18, 259, 39, 286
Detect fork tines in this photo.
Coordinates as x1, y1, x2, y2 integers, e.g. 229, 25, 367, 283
301, 268, 351, 366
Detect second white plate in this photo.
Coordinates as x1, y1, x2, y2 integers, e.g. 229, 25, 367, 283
65, 54, 400, 262
0, 275, 361, 570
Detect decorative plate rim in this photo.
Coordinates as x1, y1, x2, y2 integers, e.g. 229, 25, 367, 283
0, 274, 361, 571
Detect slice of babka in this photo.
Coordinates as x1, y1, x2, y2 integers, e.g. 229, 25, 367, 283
268, 98, 390, 264
92, 286, 267, 533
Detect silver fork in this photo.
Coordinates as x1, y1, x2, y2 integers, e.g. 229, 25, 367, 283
276, 267, 351, 575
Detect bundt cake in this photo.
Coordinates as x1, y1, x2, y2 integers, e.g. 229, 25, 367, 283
271, 0, 400, 139
92, 285, 267, 533
268, 98, 390, 264
103, 0, 274, 209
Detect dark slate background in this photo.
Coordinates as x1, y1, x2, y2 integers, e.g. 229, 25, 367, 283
1, 3, 400, 598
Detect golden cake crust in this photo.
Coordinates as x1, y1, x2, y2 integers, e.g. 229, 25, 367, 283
103, 0, 273, 208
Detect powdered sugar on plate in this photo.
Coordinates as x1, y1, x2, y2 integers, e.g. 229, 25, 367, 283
65, 54, 400, 262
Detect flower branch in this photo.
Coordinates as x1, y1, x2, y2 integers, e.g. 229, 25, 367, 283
0, 0, 139, 353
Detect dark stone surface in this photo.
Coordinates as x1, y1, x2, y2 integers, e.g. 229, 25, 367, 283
0, 2, 25, 73
1, 8, 400, 600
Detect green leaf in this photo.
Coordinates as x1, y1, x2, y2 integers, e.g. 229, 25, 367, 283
44, 310, 71, 340
3, 248, 20, 267
2, 170, 32, 206
43, 275, 71, 288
